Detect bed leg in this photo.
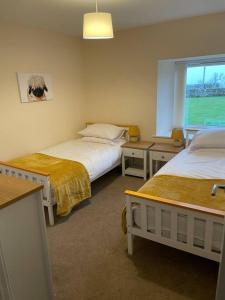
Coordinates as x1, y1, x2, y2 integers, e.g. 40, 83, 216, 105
127, 232, 134, 255
48, 206, 55, 226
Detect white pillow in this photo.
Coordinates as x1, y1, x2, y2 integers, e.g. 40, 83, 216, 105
189, 128, 225, 151
81, 137, 115, 145
78, 123, 125, 140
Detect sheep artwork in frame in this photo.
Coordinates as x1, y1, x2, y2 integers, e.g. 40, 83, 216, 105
17, 73, 53, 103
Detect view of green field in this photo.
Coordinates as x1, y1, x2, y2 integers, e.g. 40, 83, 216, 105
184, 96, 225, 127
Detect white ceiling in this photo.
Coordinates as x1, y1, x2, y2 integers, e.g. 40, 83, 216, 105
0, 0, 225, 36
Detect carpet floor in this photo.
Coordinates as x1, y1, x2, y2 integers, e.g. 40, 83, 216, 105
47, 168, 219, 300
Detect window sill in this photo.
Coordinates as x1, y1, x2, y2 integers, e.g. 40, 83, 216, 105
185, 125, 225, 131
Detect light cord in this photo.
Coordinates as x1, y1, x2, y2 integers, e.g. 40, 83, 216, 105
95, 0, 98, 12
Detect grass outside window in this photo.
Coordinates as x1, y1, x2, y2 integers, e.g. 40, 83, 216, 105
185, 96, 225, 127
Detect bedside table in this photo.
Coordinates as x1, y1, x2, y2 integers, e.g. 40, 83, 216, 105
122, 141, 153, 180
149, 143, 184, 177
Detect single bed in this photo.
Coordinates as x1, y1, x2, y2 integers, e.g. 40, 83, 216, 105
40, 138, 125, 182
125, 130, 225, 262
0, 123, 139, 225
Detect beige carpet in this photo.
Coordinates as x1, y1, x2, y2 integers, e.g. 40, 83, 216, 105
47, 168, 219, 300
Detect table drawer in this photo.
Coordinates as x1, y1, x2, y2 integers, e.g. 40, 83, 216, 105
151, 151, 175, 162
123, 148, 144, 159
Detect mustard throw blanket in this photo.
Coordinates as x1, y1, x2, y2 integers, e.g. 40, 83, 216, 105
139, 175, 225, 211
122, 175, 225, 233
9, 153, 91, 216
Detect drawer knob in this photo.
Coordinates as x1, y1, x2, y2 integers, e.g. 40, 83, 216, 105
161, 155, 165, 159
132, 152, 134, 155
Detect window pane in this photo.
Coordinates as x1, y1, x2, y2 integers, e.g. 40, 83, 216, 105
185, 64, 225, 127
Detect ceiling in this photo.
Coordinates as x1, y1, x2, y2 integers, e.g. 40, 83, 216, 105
0, 0, 225, 36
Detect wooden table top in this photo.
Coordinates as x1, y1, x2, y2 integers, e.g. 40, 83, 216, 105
150, 143, 184, 153
0, 174, 43, 209
122, 141, 154, 150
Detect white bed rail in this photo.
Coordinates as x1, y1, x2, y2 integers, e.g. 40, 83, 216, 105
0, 163, 55, 226
126, 192, 225, 262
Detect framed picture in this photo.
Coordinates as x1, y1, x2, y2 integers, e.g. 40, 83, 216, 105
17, 73, 53, 103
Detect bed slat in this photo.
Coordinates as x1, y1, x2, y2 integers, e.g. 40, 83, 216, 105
204, 219, 213, 252
141, 204, 147, 231
155, 206, 161, 236
170, 210, 177, 241
187, 215, 195, 247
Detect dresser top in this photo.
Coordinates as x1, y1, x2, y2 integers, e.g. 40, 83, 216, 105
122, 141, 154, 150
0, 175, 43, 209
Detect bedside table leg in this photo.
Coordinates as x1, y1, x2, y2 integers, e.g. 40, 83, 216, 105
155, 160, 159, 173
122, 154, 125, 176
149, 151, 153, 178
144, 151, 147, 180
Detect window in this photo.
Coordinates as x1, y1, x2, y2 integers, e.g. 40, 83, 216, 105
156, 55, 225, 137
185, 64, 225, 128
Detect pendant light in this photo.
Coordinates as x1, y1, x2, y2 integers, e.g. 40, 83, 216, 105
83, 0, 114, 39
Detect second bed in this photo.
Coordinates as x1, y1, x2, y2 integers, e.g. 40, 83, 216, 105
0, 124, 139, 225
125, 140, 225, 262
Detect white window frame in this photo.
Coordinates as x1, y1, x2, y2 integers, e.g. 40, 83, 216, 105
156, 54, 225, 137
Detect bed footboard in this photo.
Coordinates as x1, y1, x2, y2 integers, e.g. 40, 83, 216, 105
0, 162, 55, 226
125, 190, 225, 262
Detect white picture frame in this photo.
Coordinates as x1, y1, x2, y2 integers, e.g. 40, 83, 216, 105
17, 73, 53, 103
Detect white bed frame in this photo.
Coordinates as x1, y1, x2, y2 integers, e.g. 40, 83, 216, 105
124, 128, 225, 262
0, 160, 121, 226
125, 190, 225, 262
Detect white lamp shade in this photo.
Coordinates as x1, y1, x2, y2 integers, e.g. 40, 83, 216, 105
83, 12, 114, 39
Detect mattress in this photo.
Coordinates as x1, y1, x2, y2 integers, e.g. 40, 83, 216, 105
40, 138, 125, 182
133, 148, 225, 252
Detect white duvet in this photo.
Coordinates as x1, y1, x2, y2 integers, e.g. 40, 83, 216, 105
39, 138, 125, 181
156, 148, 225, 179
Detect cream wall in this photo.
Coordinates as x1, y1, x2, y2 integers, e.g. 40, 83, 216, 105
0, 24, 84, 160
83, 12, 225, 140
2, 12, 225, 161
